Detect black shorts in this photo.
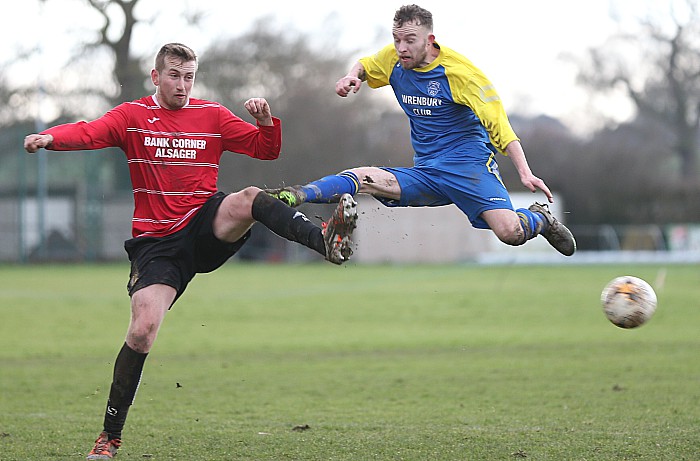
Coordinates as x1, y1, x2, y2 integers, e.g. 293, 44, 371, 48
124, 192, 251, 306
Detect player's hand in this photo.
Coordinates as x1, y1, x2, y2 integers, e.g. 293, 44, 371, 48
336, 76, 362, 97
24, 134, 53, 153
244, 98, 273, 126
521, 174, 554, 203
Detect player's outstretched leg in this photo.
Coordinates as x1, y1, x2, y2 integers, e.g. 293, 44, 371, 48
265, 171, 361, 207
264, 185, 307, 208
251, 191, 357, 264
323, 193, 358, 264
528, 202, 576, 256
86, 431, 121, 459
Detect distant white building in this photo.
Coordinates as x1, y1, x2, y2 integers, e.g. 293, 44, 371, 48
352, 193, 567, 264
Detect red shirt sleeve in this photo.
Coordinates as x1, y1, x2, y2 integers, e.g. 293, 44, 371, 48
42, 104, 129, 151
219, 105, 281, 160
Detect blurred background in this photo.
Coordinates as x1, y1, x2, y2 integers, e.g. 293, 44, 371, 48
1, 0, 699, 264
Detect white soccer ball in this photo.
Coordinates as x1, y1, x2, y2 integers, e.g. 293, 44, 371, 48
600, 276, 657, 328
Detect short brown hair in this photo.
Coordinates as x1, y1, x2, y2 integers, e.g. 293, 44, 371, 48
394, 4, 433, 30
154, 43, 198, 72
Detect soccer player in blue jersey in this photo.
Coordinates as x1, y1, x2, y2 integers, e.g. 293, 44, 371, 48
268, 4, 575, 256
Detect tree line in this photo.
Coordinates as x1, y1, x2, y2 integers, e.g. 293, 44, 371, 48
1, 0, 699, 230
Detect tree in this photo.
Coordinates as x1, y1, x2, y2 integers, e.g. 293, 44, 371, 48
61, 0, 149, 191
80, 0, 146, 106
576, 0, 700, 180
13, 0, 150, 122
196, 18, 401, 191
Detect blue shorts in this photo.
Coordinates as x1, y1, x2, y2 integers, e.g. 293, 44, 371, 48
377, 152, 513, 229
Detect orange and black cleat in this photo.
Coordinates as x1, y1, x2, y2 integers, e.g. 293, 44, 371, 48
322, 193, 358, 264
87, 431, 121, 460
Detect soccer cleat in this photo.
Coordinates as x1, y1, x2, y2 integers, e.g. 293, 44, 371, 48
86, 432, 121, 460
264, 186, 307, 208
322, 193, 358, 264
528, 202, 576, 256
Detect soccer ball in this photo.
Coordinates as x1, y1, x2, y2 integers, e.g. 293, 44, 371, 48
600, 276, 657, 329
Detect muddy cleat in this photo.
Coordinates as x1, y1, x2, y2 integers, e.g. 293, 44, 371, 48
264, 186, 307, 208
323, 193, 358, 264
87, 432, 121, 459
528, 202, 576, 256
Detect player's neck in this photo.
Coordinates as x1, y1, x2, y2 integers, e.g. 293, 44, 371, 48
418, 43, 440, 68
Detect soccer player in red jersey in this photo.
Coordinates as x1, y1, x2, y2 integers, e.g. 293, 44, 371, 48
24, 43, 357, 460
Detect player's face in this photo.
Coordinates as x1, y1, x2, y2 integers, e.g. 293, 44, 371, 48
152, 56, 197, 110
392, 20, 434, 69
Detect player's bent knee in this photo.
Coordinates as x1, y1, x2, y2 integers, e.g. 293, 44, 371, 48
495, 227, 527, 247
240, 186, 263, 203
221, 187, 261, 219
348, 166, 398, 196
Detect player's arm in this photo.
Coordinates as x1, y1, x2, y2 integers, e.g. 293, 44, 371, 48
449, 64, 519, 154
221, 103, 281, 161
24, 105, 128, 153
505, 140, 553, 203
24, 134, 54, 153
243, 97, 274, 126
336, 45, 396, 97
336, 61, 367, 97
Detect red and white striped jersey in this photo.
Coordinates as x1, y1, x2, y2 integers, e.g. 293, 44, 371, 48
43, 95, 282, 238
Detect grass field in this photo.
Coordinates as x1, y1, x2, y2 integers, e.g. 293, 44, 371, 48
0, 262, 698, 460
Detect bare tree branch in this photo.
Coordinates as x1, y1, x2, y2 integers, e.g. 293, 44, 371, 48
575, 2, 700, 179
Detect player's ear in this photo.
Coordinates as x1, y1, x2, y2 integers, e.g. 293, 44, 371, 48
151, 69, 159, 86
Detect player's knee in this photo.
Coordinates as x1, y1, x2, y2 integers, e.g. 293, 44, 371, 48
222, 187, 262, 220
127, 325, 158, 353
240, 186, 263, 205
496, 225, 527, 247
348, 167, 391, 194
127, 335, 152, 354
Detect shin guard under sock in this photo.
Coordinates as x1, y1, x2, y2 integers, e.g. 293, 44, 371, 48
301, 171, 360, 203
103, 343, 148, 440
516, 208, 547, 241
252, 192, 325, 256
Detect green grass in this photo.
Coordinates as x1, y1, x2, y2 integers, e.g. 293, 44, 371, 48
0, 262, 698, 460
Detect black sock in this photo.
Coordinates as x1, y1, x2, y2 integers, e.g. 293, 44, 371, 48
103, 343, 148, 440
251, 191, 326, 256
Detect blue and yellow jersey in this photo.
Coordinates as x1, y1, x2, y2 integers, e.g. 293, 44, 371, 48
359, 43, 519, 164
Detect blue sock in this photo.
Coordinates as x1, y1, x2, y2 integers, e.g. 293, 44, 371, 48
516, 208, 547, 240
301, 171, 360, 203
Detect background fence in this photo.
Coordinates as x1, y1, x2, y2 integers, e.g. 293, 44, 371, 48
2, 193, 700, 264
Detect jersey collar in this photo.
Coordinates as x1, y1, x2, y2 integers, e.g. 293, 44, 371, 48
414, 42, 442, 73
151, 93, 190, 109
